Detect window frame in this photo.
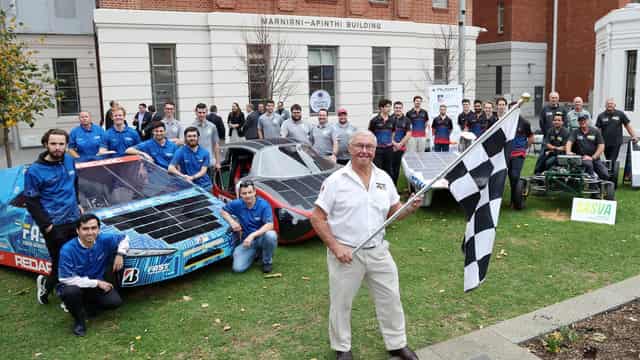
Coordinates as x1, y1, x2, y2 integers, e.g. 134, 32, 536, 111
497, 0, 505, 34
52, 58, 80, 116
625, 50, 637, 111
433, 48, 449, 85
495, 65, 503, 95
308, 46, 337, 114
432, 0, 448, 9
247, 44, 270, 108
149, 44, 178, 119
372, 47, 389, 112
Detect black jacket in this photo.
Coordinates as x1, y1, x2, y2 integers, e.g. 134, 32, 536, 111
207, 113, 226, 140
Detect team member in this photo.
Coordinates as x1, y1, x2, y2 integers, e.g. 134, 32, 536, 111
101, 100, 119, 130
406, 95, 429, 152
161, 101, 183, 145
57, 214, 129, 336
25, 129, 82, 305
390, 101, 411, 184
220, 181, 277, 273
566, 97, 591, 132
332, 108, 357, 166
539, 91, 567, 135
280, 104, 311, 144
168, 127, 212, 190
243, 104, 260, 140
227, 102, 245, 143
458, 99, 475, 131
596, 98, 637, 176
473, 99, 483, 117
311, 108, 335, 161
310, 130, 422, 360
206, 105, 226, 145
369, 98, 395, 177
68, 111, 105, 162
132, 103, 152, 139
498, 99, 533, 204
125, 121, 177, 169
566, 116, 608, 179
534, 112, 570, 174
432, 104, 453, 152
192, 103, 221, 170
101, 106, 141, 157
257, 100, 282, 139
477, 101, 498, 136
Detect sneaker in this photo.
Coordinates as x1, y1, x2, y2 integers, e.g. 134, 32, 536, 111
36, 275, 49, 305
60, 302, 69, 313
262, 263, 272, 273
73, 320, 86, 336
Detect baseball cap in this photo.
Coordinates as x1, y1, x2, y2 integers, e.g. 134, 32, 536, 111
578, 114, 588, 121
337, 108, 348, 115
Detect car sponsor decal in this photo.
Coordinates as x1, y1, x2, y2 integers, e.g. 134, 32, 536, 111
122, 267, 140, 285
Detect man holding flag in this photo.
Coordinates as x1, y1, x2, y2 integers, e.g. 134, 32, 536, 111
311, 130, 422, 360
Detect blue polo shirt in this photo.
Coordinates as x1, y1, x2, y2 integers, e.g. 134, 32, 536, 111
368, 114, 395, 148
103, 127, 141, 157
59, 233, 125, 282
223, 197, 273, 240
24, 153, 80, 226
69, 124, 105, 162
135, 138, 178, 169
171, 145, 211, 188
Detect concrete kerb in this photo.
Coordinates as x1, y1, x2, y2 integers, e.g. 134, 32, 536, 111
417, 274, 640, 359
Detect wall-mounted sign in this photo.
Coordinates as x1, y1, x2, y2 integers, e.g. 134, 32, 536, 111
309, 90, 331, 113
261, 16, 383, 31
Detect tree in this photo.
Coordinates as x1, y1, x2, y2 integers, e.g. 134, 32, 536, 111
0, 8, 57, 167
238, 16, 298, 105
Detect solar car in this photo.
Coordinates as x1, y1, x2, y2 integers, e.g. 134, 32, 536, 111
0, 156, 234, 287
213, 138, 340, 244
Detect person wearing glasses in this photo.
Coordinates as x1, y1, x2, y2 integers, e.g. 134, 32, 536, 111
310, 130, 422, 360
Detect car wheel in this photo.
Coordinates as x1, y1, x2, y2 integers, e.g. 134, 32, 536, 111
512, 178, 527, 210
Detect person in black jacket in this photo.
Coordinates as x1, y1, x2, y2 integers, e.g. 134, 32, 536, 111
595, 98, 637, 173
133, 103, 153, 140
243, 103, 261, 140
534, 112, 570, 174
539, 91, 567, 136
206, 105, 226, 144
227, 102, 246, 143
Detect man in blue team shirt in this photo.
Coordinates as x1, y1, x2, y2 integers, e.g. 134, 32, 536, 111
168, 127, 212, 191
57, 214, 129, 336
369, 98, 395, 177
24, 129, 82, 305
100, 106, 141, 157
406, 95, 429, 152
125, 121, 177, 169
68, 111, 104, 162
220, 181, 278, 274
432, 104, 454, 152
390, 101, 411, 185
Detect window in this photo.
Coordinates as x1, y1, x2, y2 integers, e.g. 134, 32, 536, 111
496, 66, 503, 95
247, 44, 269, 108
432, 0, 448, 9
308, 46, 336, 113
433, 49, 449, 84
498, 0, 505, 34
52, 59, 80, 116
149, 44, 177, 118
625, 50, 637, 111
372, 47, 388, 112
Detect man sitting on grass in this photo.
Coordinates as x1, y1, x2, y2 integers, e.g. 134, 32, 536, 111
220, 181, 277, 273
57, 214, 129, 336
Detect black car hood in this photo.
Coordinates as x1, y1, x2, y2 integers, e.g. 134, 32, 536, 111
250, 173, 332, 212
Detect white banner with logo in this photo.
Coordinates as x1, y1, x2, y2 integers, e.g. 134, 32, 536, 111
570, 198, 617, 225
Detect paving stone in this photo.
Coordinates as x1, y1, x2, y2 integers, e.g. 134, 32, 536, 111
427, 329, 540, 360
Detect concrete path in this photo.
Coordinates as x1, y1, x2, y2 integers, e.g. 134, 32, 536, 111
417, 275, 640, 359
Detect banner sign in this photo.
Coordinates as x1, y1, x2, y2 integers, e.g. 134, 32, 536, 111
570, 198, 617, 225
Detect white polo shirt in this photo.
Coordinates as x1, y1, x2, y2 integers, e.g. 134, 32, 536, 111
315, 162, 400, 248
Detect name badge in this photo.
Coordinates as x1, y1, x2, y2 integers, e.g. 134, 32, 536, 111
577, 135, 584, 140
587, 135, 595, 141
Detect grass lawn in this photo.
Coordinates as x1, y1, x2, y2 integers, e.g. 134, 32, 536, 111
2, 156, 639, 359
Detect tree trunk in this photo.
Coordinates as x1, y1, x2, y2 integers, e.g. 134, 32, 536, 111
3, 127, 12, 168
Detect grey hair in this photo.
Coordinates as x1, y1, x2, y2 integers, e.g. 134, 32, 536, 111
348, 130, 377, 146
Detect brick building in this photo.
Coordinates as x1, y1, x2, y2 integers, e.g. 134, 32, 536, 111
94, 0, 480, 129
473, 0, 634, 122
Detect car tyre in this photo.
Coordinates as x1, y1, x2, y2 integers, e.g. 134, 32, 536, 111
512, 178, 527, 210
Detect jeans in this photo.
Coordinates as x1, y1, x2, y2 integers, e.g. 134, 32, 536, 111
583, 159, 609, 179
390, 150, 405, 185
534, 151, 560, 174
508, 156, 525, 202
232, 230, 278, 273
58, 285, 122, 324
374, 147, 394, 178
42, 222, 78, 294
434, 143, 449, 152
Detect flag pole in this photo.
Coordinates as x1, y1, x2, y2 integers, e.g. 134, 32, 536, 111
352, 93, 531, 254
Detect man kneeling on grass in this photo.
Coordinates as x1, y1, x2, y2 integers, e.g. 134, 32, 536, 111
58, 214, 129, 336
220, 181, 277, 273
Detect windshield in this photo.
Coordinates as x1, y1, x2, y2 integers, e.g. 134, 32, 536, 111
77, 159, 192, 209
257, 144, 336, 178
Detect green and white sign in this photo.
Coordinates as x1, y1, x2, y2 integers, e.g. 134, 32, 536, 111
570, 198, 617, 225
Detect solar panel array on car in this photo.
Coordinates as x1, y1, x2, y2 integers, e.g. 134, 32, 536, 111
102, 195, 222, 244
258, 173, 330, 210
403, 152, 459, 181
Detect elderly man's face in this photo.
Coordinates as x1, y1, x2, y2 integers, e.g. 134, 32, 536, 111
606, 99, 616, 112
549, 93, 559, 105
348, 133, 376, 167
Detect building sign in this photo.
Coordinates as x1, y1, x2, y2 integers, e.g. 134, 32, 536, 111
261, 16, 382, 31
309, 90, 332, 113
570, 198, 617, 225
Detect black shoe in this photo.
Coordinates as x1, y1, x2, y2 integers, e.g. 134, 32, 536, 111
262, 263, 272, 273
336, 350, 353, 360
73, 320, 86, 336
388, 346, 419, 360
36, 275, 49, 305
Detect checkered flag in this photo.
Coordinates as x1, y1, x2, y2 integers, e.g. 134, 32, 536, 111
445, 108, 520, 292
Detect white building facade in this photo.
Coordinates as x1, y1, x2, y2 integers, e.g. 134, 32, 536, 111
594, 3, 640, 126
94, 9, 481, 130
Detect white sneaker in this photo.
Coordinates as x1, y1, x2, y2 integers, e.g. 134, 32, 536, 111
36, 275, 49, 305
60, 302, 69, 313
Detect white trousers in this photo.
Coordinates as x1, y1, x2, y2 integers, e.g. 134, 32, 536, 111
407, 136, 428, 152
327, 241, 407, 351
